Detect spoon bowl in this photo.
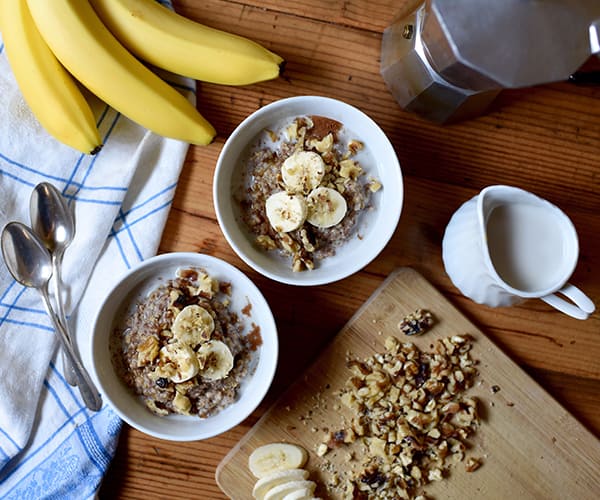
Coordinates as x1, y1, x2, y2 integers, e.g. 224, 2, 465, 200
30, 182, 75, 255
1, 221, 53, 288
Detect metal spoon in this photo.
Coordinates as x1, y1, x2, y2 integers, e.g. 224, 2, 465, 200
30, 182, 78, 386
1, 222, 102, 411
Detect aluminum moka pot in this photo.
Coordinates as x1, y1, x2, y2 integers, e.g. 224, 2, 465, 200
381, 0, 600, 123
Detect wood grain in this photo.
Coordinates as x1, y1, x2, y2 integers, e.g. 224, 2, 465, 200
216, 268, 600, 499
99, 0, 600, 498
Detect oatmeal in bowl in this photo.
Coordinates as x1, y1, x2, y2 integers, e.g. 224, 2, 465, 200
240, 115, 383, 272
214, 96, 403, 286
91, 253, 278, 441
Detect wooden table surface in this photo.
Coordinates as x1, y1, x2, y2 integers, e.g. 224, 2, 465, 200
99, 1, 600, 498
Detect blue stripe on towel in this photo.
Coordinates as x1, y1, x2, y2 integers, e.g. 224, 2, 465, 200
0, 286, 57, 334
112, 230, 132, 269
0, 428, 20, 454
118, 208, 144, 262
116, 198, 174, 235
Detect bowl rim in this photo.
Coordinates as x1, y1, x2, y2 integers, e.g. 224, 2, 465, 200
89, 251, 278, 441
213, 95, 403, 286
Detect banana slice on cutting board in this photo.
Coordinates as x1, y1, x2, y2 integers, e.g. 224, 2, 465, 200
197, 340, 234, 380
171, 304, 215, 346
281, 151, 326, 194
264, 480, 317, 500
265, 192, 307, 233
252, 469, 309, 499
158, 343, 199, 383
281, 487, 320, 500
248, 443, 308, 479
306, 187, 347, 228
249, 443, 321, 500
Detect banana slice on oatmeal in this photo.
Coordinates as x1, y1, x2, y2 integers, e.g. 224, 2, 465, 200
158, 342, 199, 383
306, 187, 347, 228
197, 340, 234, 380
265, 192, 307, 233
171, 304, 215, 346
281, 151, 325, 194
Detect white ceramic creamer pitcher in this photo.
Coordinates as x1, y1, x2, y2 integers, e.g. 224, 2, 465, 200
442, 185, 595, 319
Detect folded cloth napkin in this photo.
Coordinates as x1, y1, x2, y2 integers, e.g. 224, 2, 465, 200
0, 3, 193, 496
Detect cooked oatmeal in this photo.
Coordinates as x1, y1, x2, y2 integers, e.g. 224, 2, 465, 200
110, 267, 257, 418
237, 115, 382, 271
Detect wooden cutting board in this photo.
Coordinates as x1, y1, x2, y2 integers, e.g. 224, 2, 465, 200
216, 268, 600, 499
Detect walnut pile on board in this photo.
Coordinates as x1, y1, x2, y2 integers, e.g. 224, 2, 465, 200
318, 334, 480, 499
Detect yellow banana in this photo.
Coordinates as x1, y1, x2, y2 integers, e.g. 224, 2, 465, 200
26, 0, 216, 146
89, 0, 284, 86
0, 0, 102, 155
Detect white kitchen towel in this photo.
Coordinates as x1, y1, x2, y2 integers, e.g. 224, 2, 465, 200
0, 2, 194, 496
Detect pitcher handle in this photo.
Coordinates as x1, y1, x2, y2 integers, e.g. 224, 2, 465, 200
541, 283, 596, 320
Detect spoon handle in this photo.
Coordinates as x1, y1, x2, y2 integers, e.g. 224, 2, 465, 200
51, 252, 78, 387
39, 286, 102, 411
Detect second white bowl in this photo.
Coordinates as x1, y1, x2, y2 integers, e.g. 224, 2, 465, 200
90, 252, 278, 441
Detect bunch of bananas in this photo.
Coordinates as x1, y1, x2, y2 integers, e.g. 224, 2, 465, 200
0, 0, 285, 154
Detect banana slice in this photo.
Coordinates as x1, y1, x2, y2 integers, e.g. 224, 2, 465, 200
281, 151, 326, 194
306, 187, 347, 228
249, 443, 309, 479
282, 488, 320, 500
158, 342, 199, 383
265, 192, 307, 233
171, 304, 215, 347
252, 469, 309, 500
197, 340, 234, 380
264, 480, 316, 500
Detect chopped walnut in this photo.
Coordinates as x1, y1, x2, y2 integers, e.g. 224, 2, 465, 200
136, 336, 159, 367
368, 178, 382, 193
192, 271, 218, 298
308, 132, 334, 153
168, 290, 182, 316
327, 331, 480, 499
465, 457, 481, 472
278, 233, 301, 255
173, 391, 192, 414
398, 309, 435, 336
348, 139, 364, 155
299, 228, 316, 253
339, 159, 363, 180
255, 234, 278, 251
316, 443, 329, 457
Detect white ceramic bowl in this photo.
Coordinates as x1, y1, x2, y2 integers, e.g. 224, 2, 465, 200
90, 252, 278, 441
213, 96, 403, 286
